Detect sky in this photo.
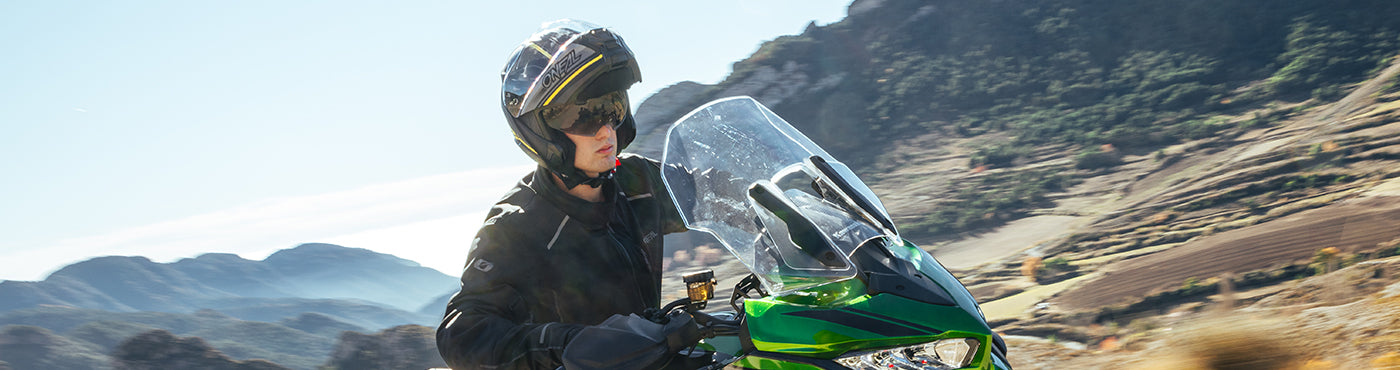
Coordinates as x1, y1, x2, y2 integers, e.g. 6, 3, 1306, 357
0, 1, 852, 281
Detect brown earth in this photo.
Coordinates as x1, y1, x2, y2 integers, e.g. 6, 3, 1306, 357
930, 58, 1400, 367
1008, 256, 1400, 369
1053, 195, 1400, 310
950, 54, 1400, 293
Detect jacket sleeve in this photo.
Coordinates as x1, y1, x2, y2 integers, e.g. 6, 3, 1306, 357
436, 220, 584, 370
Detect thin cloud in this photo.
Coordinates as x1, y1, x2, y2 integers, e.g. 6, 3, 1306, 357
321, 212, 488, 276
3, 165, 532, 281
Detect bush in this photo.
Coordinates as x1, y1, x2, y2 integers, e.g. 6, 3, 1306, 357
1075, 148, 1122, 169
908, 167, 1077, 236
1042, 257, 1072, 271
969, 143, 1030, 168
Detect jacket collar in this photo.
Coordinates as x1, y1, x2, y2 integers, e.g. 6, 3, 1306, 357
530, 166, 617, 229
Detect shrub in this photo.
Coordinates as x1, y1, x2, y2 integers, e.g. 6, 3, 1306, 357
1075, 148, 1122, 169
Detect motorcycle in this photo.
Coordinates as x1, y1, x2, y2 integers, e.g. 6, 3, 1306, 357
563, 96, 1011, 370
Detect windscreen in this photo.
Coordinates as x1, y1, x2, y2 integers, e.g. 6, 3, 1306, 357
661, 96, 897, 294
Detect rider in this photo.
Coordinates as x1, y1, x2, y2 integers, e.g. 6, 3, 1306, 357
436, 19, 699, 369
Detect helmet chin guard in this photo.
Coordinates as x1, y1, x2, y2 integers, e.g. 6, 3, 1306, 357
499, 19, 640, 186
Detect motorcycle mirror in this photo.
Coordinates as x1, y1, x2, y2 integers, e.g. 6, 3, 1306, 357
748, 181, 849, 269
806, 156, 899, 236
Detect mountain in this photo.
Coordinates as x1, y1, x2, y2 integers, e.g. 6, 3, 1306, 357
634, 0, 1400, 175
415, 292, 453, 318
321, 325, 445, 370
0, 243, 457, 369
623, 0, 1400, 367
0, 243, 457, 317
0, 325, 109, 370
0, 306, 370, 370
630, 0, 1400, 263
111, 329, 290, 370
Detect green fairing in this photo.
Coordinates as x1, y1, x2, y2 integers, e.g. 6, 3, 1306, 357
724, 240, 997, 369
745, 294, 993, 352
739, 248, 991, 358
733, 356, 827, 370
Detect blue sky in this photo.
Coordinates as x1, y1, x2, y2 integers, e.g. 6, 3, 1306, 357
0, 1, 851, 281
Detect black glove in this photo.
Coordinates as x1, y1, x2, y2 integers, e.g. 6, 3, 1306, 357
561, 312, 705, 370
660, 310, 704, 352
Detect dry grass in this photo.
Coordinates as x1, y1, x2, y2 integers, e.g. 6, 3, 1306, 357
1129, 315, 1305, 370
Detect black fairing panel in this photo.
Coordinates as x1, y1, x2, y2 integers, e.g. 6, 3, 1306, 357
851, 238, 957, 306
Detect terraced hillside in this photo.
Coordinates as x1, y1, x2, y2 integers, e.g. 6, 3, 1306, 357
938, 55, 1400, 350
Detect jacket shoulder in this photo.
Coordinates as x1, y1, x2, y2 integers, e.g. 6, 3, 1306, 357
615, 154, 663, 197
472, 178, 565, 259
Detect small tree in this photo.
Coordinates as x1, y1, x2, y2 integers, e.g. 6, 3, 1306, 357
1021, 256, 1043, 282
1379, 238, 1400, 257
1312, 247, 1341, 274
1042, 257, 1072, 272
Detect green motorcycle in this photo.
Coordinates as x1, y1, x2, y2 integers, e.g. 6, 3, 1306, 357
657, 96, 1011, 370
559, 96, 1010, 370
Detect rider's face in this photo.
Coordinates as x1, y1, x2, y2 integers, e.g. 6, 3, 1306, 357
565, 122, 618, 178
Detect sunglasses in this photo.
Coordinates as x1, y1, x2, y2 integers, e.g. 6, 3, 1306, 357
540, 90, 629, 136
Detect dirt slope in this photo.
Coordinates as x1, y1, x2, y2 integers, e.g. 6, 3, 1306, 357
962, 56, 1400, 367
1053, 195, 1400, 310
1009, 256, 1400, 369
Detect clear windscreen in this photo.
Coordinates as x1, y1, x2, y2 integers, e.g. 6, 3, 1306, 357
661, 97, 899, 294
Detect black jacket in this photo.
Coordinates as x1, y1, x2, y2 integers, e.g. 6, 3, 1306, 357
437, 154, 686, 369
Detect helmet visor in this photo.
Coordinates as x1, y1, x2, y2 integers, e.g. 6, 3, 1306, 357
540, 90, 629, 136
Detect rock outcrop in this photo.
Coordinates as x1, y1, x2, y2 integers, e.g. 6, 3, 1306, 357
322, 325, 445, 370
111, 330, 288, 370
0, 325, 108, 369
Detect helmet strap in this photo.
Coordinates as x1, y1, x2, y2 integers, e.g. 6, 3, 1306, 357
555, 167, 615, 189
578, 169, 615, 188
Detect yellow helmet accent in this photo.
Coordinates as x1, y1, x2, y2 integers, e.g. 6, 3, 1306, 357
514, 134, 539, 156
543, 54, 604, 107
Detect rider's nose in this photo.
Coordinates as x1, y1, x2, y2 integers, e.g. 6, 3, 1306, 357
595, 123, 616, 139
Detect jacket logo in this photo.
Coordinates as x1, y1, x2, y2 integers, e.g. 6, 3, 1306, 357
643, 231, 658, 245
473, 259, 495, 273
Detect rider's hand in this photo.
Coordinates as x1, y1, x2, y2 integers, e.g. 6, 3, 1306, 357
561, 311, 706, 370
660, 309, 704, 352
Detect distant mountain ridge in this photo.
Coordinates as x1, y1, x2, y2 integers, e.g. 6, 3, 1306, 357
0, 243, 457, 323
0, 307, 375, 370
0, 243, 459, 369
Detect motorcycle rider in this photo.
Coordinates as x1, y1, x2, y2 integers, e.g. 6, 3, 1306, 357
436, 19, 702, 369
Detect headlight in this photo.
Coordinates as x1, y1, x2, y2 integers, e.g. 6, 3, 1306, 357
834, 338, 980, 369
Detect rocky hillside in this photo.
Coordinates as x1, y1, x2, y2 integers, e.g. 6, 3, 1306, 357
0, 243, 457, 314
111, 330, 290, 370
0, 307, 368, 370
631, 0, 1400, 367
632, 0, 1400, 240
0, 325, 109, 369
1007, 256, 1400, 369
0, 243, 457, 370
321, 325, 445, 370
953, 55, 1400, 368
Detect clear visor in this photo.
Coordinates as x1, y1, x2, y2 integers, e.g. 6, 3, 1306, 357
540, 90, 629, 136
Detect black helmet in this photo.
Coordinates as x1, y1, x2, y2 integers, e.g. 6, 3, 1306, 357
501, 19, 642, 188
